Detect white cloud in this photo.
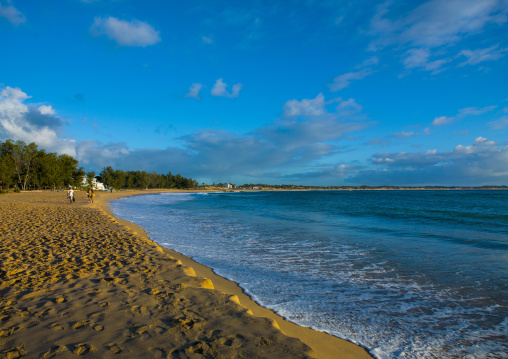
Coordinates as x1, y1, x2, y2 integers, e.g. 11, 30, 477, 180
279, 163, 362, 181
458, 45, 507, 66
283, 93, 326, 117
210, 78, 243, 98
335, 98, 363, 117
370, 0, 508, 50
329, 69, 372, 92
432, 105, 497, 126
0, 2, 25, 25
38, 105, 56, 115
202, 36, 213, 44
372, 157, 395, 164
0, 86, 75, 155
282, 94, 365, 120
263, 94, 368, 153
348, 138, 508, 185
473, 136, 498, 146
432, 116, 454, 126
369, 0, 508, 72
90, 17, 161, 47
184, 83, 203, 100
488, 116, 508, 129
402, 48, 450, 72
357, 56, 380, 68
458, 106, 497, 117
329, 56, 379, 91
390, 127, 431, 140
454, 144, 476, 154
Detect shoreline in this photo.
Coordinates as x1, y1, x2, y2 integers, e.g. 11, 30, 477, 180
98, 189, 372, 359
0, 189, 371, 358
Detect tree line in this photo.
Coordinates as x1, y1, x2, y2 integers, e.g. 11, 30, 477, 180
99, 166, 197, 190
0, 140, 197, 191
0, 140, 84, 190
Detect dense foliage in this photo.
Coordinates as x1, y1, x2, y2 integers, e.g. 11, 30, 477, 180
99, 167, 197, 189
0, 139, 197, 191
0, 140, 84, 190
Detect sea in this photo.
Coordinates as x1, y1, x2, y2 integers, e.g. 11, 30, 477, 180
110, 190, 508, 359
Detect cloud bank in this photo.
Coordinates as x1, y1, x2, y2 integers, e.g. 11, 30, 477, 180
2, 86, 507, 186
0, 88, 369, 184
349, 138, 508, 186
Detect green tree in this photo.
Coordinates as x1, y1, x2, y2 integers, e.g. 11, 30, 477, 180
0, 141, 15, 189
100, 166, 114, 188
31, 150, 61, 190
4, 140, 39, 190
58, 154, 84, 188
86, 171, 96, 188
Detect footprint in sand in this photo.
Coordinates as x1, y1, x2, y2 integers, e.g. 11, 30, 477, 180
148, 347, 168, 358
87, 289, 101, 296
92, 325, 104, 331
72, 321, 89, 329
71, 343, 93, 355
37, 307, 55, 319
0, 326, 21, 337
1, 346, 27, 358
107, 343, 122, 354
220, 334, 246, 347
129, 305, 150, 316
50, 323, 64, 331
89, 312, 105, 321
134, 325, 150, 334
43, 345, 66, 358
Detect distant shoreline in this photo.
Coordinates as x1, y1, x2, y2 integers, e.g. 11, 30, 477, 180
197, 186, 508, 192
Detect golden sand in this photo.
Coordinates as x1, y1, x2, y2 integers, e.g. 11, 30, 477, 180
0, 191, 371, 359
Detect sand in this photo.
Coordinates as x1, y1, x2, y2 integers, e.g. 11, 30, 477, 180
0, 190, 371, 359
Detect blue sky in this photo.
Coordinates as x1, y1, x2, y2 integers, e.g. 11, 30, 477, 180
1, 0, 507, 186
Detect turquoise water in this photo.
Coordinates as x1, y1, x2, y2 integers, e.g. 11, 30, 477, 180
111, 190, 508, 358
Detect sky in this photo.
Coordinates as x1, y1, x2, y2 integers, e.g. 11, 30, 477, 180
1, 0, 507, 186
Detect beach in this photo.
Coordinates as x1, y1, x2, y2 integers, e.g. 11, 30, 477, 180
0, 190, 371, 359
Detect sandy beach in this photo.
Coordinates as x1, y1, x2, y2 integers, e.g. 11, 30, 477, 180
0, 190, 371, 359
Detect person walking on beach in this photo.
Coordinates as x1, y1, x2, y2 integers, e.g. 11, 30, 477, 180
68, 187, 74, 204
88, 188, 94, 203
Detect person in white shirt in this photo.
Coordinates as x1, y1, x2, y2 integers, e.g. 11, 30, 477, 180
68, 187, 74, 204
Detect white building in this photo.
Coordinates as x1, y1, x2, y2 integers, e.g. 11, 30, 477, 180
82, 177, 105, 190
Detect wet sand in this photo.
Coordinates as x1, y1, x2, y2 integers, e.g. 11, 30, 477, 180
0, 190, 371, 358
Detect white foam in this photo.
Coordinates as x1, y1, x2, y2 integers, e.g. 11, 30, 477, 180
111, 192, 508, 359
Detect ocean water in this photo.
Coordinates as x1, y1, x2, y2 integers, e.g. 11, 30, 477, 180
111, 190, 508, 359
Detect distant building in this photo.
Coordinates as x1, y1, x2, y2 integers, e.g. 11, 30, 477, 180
222, 183, 233, 189
82, 177, 105, 190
